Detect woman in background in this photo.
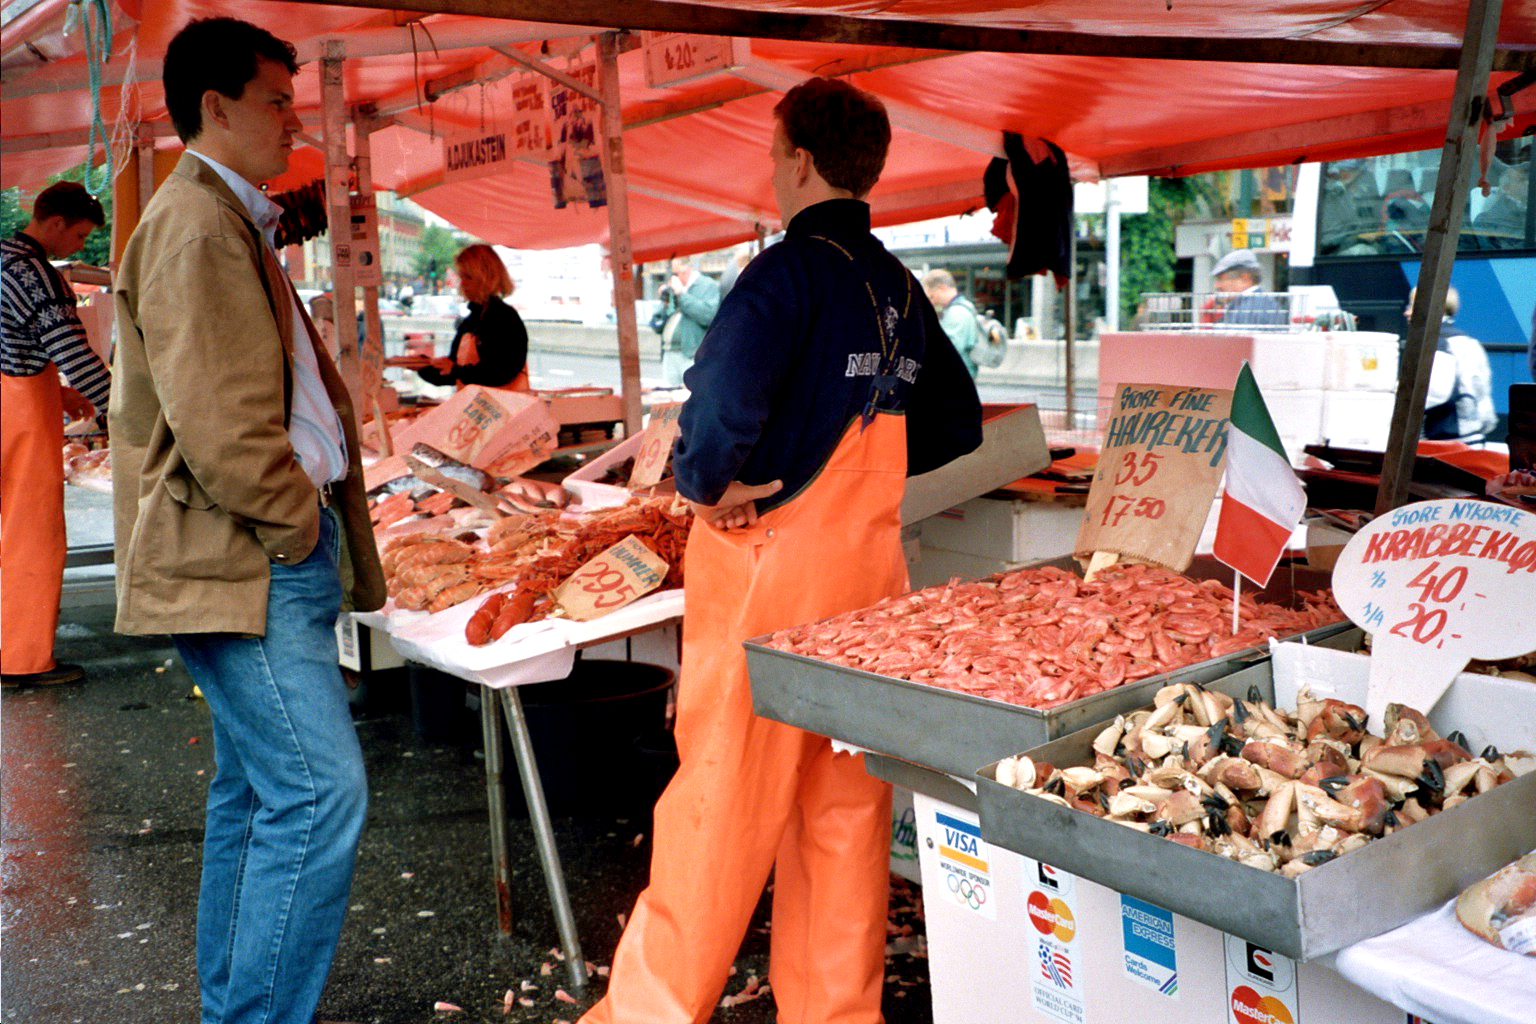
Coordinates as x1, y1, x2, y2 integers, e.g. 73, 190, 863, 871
419, 243, 530, 391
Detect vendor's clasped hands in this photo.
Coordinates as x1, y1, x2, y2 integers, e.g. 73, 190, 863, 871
687, 479, 783, 531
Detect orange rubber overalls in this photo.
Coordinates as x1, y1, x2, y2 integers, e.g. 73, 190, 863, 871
582, 411, 909, 1024
1, 368, 67, 675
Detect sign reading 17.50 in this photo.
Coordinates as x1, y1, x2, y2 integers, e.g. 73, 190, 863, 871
1076, 383, 1232, 571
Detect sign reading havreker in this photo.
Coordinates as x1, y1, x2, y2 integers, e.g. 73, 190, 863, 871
1076, 382, 1233, 571
1333, 497, 1536, 723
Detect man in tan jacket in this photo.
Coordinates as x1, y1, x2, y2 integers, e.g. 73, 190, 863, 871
109, 17, 384, 1024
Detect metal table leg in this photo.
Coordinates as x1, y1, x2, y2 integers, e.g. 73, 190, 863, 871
499, 686, 590, 993
478, 684, 516, 936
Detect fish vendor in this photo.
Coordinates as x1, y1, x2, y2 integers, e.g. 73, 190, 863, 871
581, 77, 982, 1024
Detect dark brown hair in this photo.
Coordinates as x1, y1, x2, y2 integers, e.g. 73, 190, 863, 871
773, 77, 891, 198
163, 18, 299, 143
33, 181, 105, 226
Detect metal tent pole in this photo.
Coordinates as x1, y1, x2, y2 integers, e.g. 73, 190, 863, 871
1375, 0, 1504, 514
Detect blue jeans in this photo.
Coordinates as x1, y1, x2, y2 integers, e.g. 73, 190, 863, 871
174, 507, 366, 1024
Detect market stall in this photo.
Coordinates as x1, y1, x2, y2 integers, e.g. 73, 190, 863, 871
746, 428, 1536, 1023
9, 2, 1536, 1013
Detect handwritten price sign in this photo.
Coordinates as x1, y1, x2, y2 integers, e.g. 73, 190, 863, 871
553, 535, 669, 622
1333, 498, 1536, 722
628, 402, 682, 489
641, 31, 746, 88
1076, 383, 1233, 571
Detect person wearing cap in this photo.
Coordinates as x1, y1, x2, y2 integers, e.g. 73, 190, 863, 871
2, 181, 110, 688
1211, 248, 1288, 327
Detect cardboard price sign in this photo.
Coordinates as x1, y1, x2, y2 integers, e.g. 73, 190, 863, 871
628, 403, 682, 489
1332, 497, 1536, 723
1076, 383, 1233, 571
553, 536, 669, 621
641, 31, 746, 88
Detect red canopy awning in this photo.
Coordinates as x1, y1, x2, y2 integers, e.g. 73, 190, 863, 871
4, 1, 1533, 259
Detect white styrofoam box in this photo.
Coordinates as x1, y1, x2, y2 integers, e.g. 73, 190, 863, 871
1325, 331, 1401, 391
1272, 640, 1536, 753
1321, 389, 1396, 450
1249, 333, 1329, 390
1262, 388, 1326, 460
917, 496, 1083, 563
562, 432, 642, 509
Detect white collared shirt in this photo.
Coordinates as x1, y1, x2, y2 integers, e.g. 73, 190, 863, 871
188, 150, 348, 488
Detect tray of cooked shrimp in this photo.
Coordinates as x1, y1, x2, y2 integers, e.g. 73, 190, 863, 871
745, 556, 1351, 778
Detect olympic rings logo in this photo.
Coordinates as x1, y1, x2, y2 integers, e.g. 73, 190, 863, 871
946, 871, 988, 910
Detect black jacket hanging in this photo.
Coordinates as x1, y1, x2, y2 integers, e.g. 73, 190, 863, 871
983, 132, 1073, 287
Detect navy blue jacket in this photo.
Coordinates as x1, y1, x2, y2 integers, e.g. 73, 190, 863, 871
675, 199, 983, 512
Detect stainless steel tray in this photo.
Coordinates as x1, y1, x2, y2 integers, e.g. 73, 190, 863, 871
974, 664, 1536, 961
745, 557, 1348, 778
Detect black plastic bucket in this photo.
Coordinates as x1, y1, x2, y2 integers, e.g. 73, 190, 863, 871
505, 658, 677, 818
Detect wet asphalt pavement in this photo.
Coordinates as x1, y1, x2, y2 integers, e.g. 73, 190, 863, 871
1, 597, 933, 1023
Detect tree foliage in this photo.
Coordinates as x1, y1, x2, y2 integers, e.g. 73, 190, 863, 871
413, 223, 464, 292
1116, 177, 1218, 326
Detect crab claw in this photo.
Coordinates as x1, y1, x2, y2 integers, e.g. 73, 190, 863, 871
1255, 781, 1295, 841
1154, 788, 1207, 827
1361, 743, 1428, 779
1383, 703, 1436, 746
1242, 740, 1309, 779
1304, 698, 1369, 745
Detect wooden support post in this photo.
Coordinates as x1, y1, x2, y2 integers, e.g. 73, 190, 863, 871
598, 31, 643, 437
322, 41, 362, 404
1375, 0, 1504, 515
353, 110, 392, 455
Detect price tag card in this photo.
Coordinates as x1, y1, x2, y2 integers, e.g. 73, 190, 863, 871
553, 535, 669, 622
1075, 383, 1233, 571
1333, 498, 1536, 723
628, 402, 682, 489
641, 31, 746, 88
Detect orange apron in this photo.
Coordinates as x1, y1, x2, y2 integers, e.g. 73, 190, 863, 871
583, 412, 909, 1024
1, 369, 67, 675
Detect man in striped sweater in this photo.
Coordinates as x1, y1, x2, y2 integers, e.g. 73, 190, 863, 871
2, 181, 110, 687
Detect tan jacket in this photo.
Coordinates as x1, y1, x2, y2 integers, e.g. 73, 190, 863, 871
109, 154, 385, 635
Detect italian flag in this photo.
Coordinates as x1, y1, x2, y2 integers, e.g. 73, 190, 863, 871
1213, 362, 1306, 588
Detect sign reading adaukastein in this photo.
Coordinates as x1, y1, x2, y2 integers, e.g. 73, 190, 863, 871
443, 127, 513, 186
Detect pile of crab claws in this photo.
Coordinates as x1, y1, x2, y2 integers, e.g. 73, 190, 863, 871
992, 682, 1533, 876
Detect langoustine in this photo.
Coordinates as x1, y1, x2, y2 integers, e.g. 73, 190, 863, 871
992, 682, 1534, 876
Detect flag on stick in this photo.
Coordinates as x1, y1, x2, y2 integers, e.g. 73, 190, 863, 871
1213, 362, 1306, 588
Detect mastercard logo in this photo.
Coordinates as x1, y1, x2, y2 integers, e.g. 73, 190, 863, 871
1025, 890, 1076, 942
1231, 985, 1295, 1024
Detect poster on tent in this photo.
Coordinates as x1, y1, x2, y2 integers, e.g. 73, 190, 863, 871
1075, 382, 1232, 571
548, 61, 605, 209
509, 75, 553, 159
